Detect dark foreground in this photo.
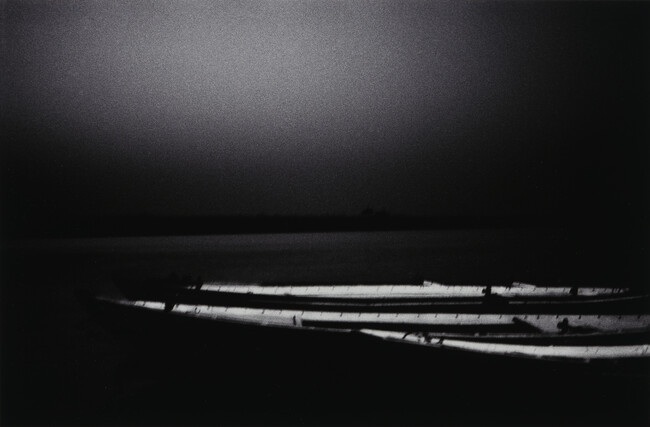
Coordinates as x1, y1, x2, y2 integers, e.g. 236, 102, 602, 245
2, 229, 649, 425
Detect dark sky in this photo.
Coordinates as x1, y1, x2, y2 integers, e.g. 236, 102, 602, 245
2, 0, 649, 218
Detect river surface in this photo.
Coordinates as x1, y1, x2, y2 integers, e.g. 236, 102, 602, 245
2, 229, 649, 425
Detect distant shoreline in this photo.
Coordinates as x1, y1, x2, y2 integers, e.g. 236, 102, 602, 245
2, 213, 640, 239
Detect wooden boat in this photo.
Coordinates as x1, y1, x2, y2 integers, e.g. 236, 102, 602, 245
359, 329, 650, 361
110, 276, 647, 314
96, 297, 650, 335
121, 293, 649, 315
191, 281, 631, 301
113, 277, 641, 316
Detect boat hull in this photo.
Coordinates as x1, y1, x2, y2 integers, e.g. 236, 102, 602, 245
113, 282, 648, 314
359, 329, 650, 361
95, 297, 650, 339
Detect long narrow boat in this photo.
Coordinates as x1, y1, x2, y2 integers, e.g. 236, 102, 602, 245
112, 291, 649, 315
110, 277, 648, 314
97, 297, 650, 334
192, 281, 630, 301
359, 329, 650, 361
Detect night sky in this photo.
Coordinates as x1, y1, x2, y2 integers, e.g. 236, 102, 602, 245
2, 0, 649, 220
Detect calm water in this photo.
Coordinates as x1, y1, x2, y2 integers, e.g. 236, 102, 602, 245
3, 229, 649, 425
9, 227, 650, 287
